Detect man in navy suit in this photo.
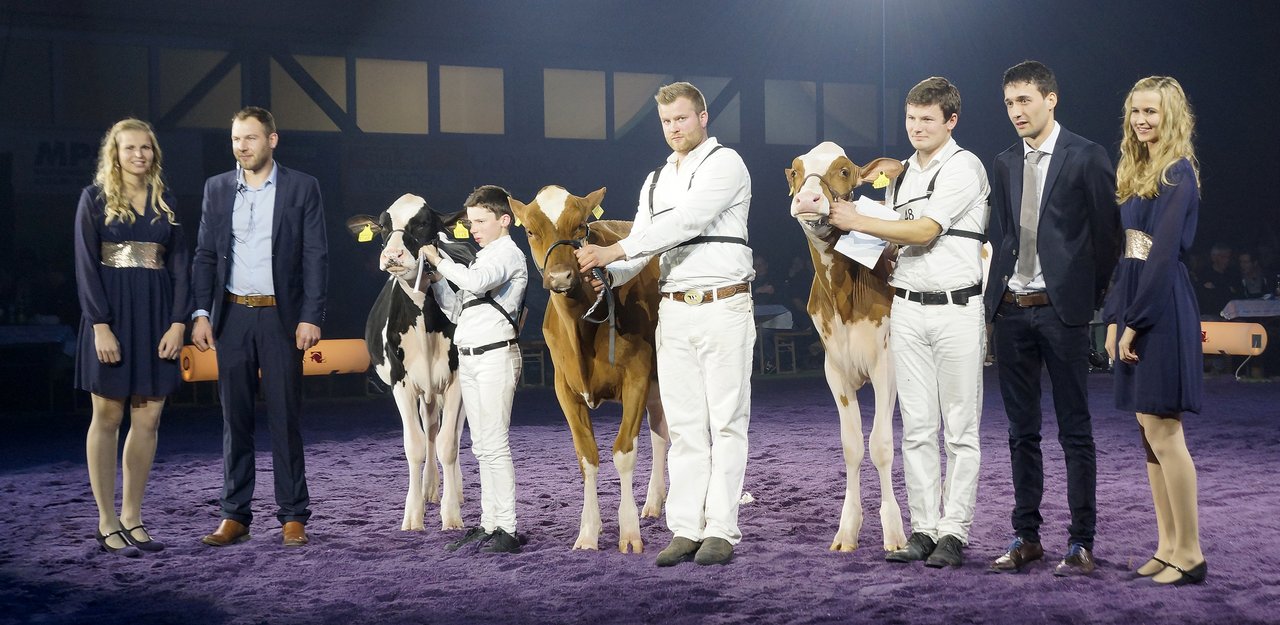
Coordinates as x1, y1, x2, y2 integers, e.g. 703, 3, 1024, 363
192, 107, 328, 548
984, 62, 1120, 576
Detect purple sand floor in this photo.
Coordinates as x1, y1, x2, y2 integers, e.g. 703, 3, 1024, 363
1, 369, 1278, 625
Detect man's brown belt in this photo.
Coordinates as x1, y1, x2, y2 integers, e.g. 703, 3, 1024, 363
1002, 291, 1051, 307
662, 283, 750, 305
226, 292, 277, 307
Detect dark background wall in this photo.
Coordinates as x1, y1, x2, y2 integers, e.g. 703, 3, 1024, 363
2, 0, 1277, 341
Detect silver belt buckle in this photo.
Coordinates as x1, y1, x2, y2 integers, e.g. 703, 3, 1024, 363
683, 290, 705, 305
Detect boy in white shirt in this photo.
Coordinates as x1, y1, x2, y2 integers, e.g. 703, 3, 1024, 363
421, 185, 528, 553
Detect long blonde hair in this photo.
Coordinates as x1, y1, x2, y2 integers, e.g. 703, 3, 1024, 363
92, 118, 176, 225
1116, 76, 1200, 202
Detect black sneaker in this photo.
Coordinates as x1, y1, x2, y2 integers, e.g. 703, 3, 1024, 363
886, 532, 936, 563
446, 526, 491, 552
925, 534, 965, 568
481, 528, 522, 554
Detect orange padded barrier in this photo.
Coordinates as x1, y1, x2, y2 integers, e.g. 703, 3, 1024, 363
1200, 322, 1268, 356
180, 339, 371, 382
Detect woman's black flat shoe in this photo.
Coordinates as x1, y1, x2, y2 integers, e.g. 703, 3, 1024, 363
95, 529, 141, 557
123, 524, 165, 552
1159, 560, 1207, 586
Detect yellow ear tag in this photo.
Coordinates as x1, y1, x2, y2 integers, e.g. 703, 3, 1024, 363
592, 206, 604, 219
872, 172, 890, 189
453, 222, 469, 238
514, 217, 523, 227
357, 224, 374, 242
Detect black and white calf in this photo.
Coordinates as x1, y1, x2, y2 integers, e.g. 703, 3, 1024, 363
347, 193, 475, 531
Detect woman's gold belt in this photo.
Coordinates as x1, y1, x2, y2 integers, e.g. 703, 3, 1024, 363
101, 241, 166, 269
1123, 229, 1152, 261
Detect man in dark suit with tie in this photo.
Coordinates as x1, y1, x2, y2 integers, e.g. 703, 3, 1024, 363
984, 61, 1120, 576
191, 107, 328, 548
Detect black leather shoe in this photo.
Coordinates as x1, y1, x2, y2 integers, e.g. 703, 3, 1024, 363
1053, 543, 1096, 576
123, 524, 165, 553
95, 529, 141, 557
655, 536, 702, 567
989, 537, 1043, 573
925, 534, 965, 568
1156, 560, 1207, 586
445, 526, 491, 552
885, 532, 936, 563
481, 528, 522, 554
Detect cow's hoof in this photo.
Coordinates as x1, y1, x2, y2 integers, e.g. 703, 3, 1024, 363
401, 522, 425, 532
572, 539, 600, 551
440, 519, 464, 531
640, 503, 664, 518
619, 539, 644, 554
829, 538, 858, 552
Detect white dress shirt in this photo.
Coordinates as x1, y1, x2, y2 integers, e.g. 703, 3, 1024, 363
1006, 121, 1062, 293
430, 235, 528, 347
889, 137, 991, 293
608, 137, 754, 291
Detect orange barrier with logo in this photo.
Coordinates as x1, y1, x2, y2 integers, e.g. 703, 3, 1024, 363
180, 339, 371, 382
1200, 322, 1268, 356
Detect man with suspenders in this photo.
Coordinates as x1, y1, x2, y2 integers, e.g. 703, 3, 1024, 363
828, 77, 990, 568
576, 81, 754, 566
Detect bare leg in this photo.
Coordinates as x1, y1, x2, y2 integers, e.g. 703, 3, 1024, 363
119, 396, 164, 540
86, 393, 127, 548
1138, 413, 1205, 584
1136, 421, 1176, 576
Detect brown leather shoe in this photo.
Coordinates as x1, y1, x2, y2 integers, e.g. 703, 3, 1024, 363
989, 537, 1043, 573
201, 519, 251, 547
1053, 543, 1096, 576
282, 521, 309, 547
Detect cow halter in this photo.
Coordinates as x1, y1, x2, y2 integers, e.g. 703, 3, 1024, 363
795, 173, 854, 233
532, 221, 619, 364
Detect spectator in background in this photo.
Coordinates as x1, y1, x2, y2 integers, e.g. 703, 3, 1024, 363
1194, 243, 1238, 319
1238, 251, 1274, 299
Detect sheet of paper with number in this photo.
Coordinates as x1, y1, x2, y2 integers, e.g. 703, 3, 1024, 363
833, 197, 896, 269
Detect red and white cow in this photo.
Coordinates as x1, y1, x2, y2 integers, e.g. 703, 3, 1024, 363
509, 186, 668, 553
785, 142, 908, 552
346, 194, 473, 531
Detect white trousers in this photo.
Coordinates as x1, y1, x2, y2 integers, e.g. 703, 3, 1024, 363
657, 292, 755, 545
889, 296, 984, 543
458, 344, 521, 534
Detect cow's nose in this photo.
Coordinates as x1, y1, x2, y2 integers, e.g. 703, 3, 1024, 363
793, 191, 823, 210
546, 268, 575, 292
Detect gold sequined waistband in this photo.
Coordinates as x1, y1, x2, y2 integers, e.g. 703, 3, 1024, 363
101, 241, 165, 269
1123, 229, 1152, 261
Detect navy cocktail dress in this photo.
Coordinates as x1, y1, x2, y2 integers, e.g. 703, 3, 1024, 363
1103, 158, 1202, 415
74, 186, 191, 398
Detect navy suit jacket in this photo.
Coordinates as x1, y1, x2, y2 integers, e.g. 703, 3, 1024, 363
192, 164, 328, 334
983, 126, 1121, 326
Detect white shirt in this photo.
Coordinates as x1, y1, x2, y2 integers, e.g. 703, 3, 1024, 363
1007, 121, 1062, 293
889, 137, 990, 293
608, 137, 754, 292
430, 235, 528, 347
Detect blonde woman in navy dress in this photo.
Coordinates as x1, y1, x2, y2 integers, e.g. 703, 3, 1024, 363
74, 119, 190, 556
1103, 77, 1206, 585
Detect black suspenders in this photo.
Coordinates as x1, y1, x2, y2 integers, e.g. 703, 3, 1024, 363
646, 145, 748, 249
890, 149, 987, 244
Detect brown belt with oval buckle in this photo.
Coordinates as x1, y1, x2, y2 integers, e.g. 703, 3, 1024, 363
663, 283, 749, 305
1002, 291, 1050, 307
226, 292, 277, 307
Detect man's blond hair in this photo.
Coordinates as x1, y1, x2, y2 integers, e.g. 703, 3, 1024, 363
655, 82, 707, 114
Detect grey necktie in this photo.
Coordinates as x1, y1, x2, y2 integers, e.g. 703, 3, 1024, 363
1016, 150, 1045, 281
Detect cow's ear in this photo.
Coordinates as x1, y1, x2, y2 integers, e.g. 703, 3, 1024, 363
345, 215, 382, 238
582, 187, 606, 219
508, 197, 528, 227
857, 158, 905, 186
784, 168, 799, 196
